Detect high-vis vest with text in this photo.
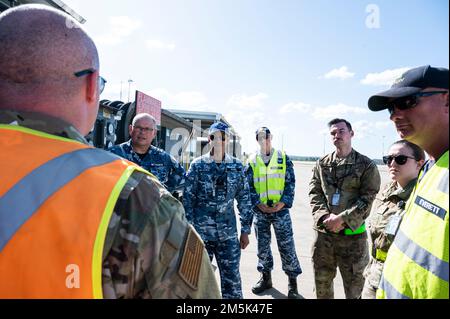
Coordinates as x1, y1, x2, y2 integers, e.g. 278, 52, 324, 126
249, 150, 286, 205
0, 125, 147, 299
377, 151, 449, 299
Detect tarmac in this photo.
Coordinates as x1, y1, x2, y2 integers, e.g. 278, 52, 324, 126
214, 161, 390, 299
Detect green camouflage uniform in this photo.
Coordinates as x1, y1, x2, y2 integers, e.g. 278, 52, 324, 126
309, 149, 380, 299
362, 179, 416, 299
0, 110, 220, 299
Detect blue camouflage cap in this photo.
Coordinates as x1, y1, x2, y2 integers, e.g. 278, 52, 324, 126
209, 122, 230, 135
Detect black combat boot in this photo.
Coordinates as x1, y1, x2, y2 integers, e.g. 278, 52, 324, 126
287, 277, 301, 299
252, 272, 272, 294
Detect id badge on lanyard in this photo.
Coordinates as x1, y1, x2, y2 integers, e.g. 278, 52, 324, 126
385, 201, 406, 236
331, 191, 340, 206
385, 214, 402, 236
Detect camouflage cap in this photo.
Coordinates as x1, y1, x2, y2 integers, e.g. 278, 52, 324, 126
209, 122, 230, 135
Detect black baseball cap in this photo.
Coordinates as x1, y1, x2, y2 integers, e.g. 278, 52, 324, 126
368, 65, 449, 111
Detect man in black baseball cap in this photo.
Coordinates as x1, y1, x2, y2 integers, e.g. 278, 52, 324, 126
367, 65, 449, 299
368, 65, 448, 152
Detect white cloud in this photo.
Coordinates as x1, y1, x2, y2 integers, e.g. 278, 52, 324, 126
319, 128, 330, 135
146, 39, 176, 51
147, 88, 208, 110
352, 120, 372, 139
100, 82, 136, 102
322, 66, 355, 80
374, 121, 391, 130
147, 88, 171, 102
280, 102, 312, 114
361, 67, 411, 86
95, 16, 142, 46
173, 91, 207, 107
102, 83, 122, 96
352, 120, 394, 139
224, 110, 267, 153
312, 103, 369, 120
227, 93, 268, 109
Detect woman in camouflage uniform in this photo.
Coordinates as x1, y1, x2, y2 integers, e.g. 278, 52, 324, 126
362, 140, 425, 299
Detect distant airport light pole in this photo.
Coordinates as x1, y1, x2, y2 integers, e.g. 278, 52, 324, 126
127, 79, 134, 103
323, 133, 326, 156
120, 80, 123, 101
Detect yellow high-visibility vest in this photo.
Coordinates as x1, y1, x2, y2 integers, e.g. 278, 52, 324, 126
249, 150, 286, 205
377, 151, 449, 299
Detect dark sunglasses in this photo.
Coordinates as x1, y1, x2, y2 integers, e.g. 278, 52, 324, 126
256, 133, 270, 141
210, 134, 226, 141
383, 154, 416, 166
74, 69, 107, 94
388, 91, 448, 115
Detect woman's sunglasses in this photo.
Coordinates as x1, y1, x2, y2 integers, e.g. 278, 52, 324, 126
383, 154, 416, 166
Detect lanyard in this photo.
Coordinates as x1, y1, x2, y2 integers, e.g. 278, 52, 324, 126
331, 162, 354, 192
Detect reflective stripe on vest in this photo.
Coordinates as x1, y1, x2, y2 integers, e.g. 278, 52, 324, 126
378, 151, 449, 299
0, 125, 144, 299
0, 148, 117, 252
378, 275, 410, 299
249, 150, 286, 205
394, 229, 449, 281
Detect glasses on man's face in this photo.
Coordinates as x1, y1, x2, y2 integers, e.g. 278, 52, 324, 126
74, 69, 107, 94
210, 134, 226, 142
133, 126, 154, 133
383, 154, 416, 166
387, 91, 448, 115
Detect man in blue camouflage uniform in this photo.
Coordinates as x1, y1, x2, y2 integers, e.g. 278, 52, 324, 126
245, 127, 302, 299
183, 122, 253, 299
109, 113, 185, 194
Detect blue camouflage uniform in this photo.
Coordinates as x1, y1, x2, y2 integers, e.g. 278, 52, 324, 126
109, 140, 185, 193
183, 153, 253, 299
245, 151, 302, 278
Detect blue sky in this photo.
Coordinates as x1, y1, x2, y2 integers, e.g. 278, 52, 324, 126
63, 0, 449, 158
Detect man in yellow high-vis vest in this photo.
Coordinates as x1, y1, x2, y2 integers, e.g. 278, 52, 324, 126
0, 5, 219, 299
245, 127, 302, 299
368, 65, 449, 299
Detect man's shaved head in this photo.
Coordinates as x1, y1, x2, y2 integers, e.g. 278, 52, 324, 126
0, 4, 101, 135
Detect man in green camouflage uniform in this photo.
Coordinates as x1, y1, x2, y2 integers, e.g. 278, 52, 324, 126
0, 5, 220, 299
309, 118, 380, 299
